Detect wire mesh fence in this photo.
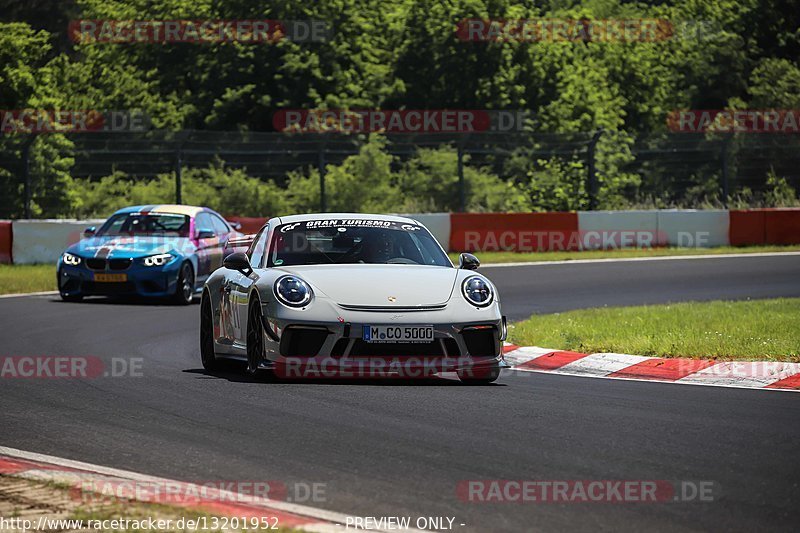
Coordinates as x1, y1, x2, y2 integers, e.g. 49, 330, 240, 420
1, 130, 798, 218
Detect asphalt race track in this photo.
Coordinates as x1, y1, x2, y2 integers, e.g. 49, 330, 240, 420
486, 253, 800, 320
1, 255, 799, 531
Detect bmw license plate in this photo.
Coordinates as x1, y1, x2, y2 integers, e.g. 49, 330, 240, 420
94, 273, 127, 282
363, 325, 434, 343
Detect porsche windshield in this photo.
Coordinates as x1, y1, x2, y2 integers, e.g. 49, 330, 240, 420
268, 220, 451, 267
97, 213, 191, 237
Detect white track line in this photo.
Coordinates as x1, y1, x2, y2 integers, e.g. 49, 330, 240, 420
0, 446, 424, 532
0, 290, 58, 299
482, 251, 800, 268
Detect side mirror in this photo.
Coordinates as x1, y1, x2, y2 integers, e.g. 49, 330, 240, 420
224, 252, 252, 274
83, 226, 96, 237
458, 252, 480, 270
197, 229, 215, 239
229, 221, 242, 231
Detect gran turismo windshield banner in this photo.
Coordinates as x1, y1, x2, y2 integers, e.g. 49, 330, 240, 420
279, 219, 422, 232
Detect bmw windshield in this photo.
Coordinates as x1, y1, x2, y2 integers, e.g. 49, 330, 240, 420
96, 213, 191, 237
268, 219, 451, 267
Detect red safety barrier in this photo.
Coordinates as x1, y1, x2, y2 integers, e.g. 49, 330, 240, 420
450, 212, 580, 252
224, 216, 268, 234
729, 210, 766, 246
0, 221, 11, 263
764, 208, 800, 245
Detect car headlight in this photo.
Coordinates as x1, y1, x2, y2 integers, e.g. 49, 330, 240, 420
462, 275, 494, 307
63, 252, 81, 266
274, 275, 313, 308
143, 253, 173, 267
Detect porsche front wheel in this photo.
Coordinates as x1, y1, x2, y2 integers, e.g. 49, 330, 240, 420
246, 298, 265, 375
200, 291, 217, 371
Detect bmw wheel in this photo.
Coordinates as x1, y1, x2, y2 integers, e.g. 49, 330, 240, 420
173, 262, 194, 305
200, 291, 217, 371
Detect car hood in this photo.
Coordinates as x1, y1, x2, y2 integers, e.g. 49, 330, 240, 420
276, 264, 458, 306
67, 236, 195, 259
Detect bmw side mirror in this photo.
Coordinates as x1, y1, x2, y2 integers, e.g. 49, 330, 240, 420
197, 229, 215, 239
229, 221, 242, 231
224, 252, 252, 274
84, 226, 96, 237
459, 252, 480, 270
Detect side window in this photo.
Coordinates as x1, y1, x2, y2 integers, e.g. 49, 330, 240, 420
210, 214, 230, 235
195, 213, 214, 235
248, 227, 269, 268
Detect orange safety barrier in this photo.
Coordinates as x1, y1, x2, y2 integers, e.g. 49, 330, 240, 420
0, 221, 11, 263
729, 210, 766, 246
764, 209, 800, 245
224, 216, 268, 234
450, 212, 580, 252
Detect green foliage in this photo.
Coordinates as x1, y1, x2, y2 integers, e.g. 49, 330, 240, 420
398, 146, 533, 212
69, 139, 542, 217
764, 171, 800, 207
72, 165, 290, 218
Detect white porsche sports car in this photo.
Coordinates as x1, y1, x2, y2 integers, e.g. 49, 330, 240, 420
200, 213, 507, 383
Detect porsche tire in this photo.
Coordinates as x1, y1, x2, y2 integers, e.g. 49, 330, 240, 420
457, 361, 501, 385
246, 297, 265, 375
173, 262, 194, 305
200, 291, 218, 371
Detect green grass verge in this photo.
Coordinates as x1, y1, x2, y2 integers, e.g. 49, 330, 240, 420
0, 264, 56, 295
448, 245, 800, 264
509, 299, 800, 362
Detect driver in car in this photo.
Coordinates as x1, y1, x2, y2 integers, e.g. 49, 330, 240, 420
360, 230, 398, 263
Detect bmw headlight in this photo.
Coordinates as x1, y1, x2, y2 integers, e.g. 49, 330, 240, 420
63, 252, 81, 266
462, 275, 494, 307
274, 275, 313, 308
143, 253, 174, 267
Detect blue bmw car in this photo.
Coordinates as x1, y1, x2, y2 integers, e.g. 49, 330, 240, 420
57, 205, 241, 304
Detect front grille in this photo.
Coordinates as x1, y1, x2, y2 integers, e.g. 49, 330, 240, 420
462, 328, 498, 357
338, 303, 447, 312
109, 258, 132, 270
443, 338, 461, 357
86, 258, 106, 270
331, 338, 349, 357
349, 340, 444, 357
280, 327, 329, 357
